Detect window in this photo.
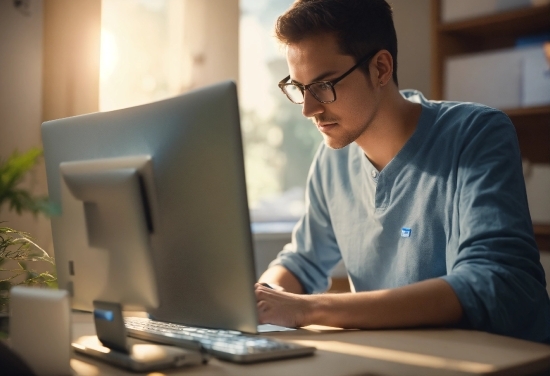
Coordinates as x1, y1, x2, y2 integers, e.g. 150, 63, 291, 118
100, 0, 320, 223
100, 0, 188, 112
240, 0, 321, 222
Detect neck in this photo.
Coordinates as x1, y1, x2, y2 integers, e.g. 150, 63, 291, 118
355, 86, 421, 171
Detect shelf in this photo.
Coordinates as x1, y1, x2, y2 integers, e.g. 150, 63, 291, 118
432, 0, 550, 247
507, 106, 550, 164
534, 224, 550, 236
438, 4, 550, 37
430, 1, 550, 98
534, 224, 550, 252
503, 106, 550, 118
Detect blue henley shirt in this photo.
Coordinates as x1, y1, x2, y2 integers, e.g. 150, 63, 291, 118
271, 90, 550, 343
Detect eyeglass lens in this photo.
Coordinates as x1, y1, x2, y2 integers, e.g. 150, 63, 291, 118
284, 82, 334, 104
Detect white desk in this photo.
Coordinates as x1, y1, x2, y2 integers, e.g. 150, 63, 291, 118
70, 312, 550, 376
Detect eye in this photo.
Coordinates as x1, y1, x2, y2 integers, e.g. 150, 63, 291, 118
287, 84, 303, 93
317, 82, 331, 91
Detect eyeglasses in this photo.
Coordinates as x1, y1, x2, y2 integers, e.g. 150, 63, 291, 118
278, 50, 379, 105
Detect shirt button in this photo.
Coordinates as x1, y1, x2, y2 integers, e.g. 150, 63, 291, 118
371, 170, 379, 178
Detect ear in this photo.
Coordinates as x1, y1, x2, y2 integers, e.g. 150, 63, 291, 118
372, 50, 393, 87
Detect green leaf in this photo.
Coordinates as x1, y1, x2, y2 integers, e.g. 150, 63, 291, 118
0, 148, 54, 217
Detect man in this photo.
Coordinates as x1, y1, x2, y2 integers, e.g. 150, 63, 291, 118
254, 0, 550, 343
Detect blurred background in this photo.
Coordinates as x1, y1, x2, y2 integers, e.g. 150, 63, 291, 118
0, 0, 548, 282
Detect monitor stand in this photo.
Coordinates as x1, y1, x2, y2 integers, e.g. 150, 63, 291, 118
71, 301, 206, 372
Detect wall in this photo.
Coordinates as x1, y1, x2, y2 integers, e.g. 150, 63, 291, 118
181, 0, 239, 91
42, 0, 101, 122
0, 0, 50, 250
0, 0, 101, 256
0, 0, 43, 152
392, 0, 432, 98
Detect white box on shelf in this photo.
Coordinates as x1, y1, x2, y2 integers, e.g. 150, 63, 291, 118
444, 45, 543, 109
445, 48, 523, 109
441, 0, 531, 23
521, 45, 550, 107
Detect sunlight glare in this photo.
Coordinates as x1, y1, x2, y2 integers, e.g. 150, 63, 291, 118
239, 16, 276, 120
293, 340, 497, 374
100, 29, 118, 83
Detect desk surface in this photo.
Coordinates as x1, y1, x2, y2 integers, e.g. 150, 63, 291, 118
71, 313, 550, 376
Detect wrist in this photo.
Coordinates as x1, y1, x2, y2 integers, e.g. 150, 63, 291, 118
302, 294, 324, 326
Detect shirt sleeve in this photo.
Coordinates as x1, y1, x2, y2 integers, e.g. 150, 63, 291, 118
269, 144, 343, 293
440, 108, 550, 343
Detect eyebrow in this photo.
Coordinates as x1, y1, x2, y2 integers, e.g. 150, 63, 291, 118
291, 70, 339, 86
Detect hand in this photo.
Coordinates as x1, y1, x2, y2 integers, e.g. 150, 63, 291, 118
254, 283, 312, 328
259, 282, 285, 291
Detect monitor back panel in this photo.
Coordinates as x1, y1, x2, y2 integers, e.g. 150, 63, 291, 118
42, 81, 260, 333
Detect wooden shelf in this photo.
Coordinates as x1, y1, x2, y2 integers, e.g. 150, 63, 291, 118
534, 224, 550, 252
438, 4, 550, 38
431, 1, 550, 98
506, 106, 550, 164
534, 224, 550, 236
432, 0, 550, 248
504, 106, 550, 118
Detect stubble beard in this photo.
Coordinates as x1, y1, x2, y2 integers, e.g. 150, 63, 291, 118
319, 111, 377, 150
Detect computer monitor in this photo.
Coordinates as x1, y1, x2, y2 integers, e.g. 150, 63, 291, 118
42, 81, 260, 333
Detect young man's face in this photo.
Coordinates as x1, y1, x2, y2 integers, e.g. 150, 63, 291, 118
286, 33, 381, 149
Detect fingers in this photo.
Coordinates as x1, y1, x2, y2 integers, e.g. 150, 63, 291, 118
256, 296, 274, 324
255, 283, 281, 300
257, 299, 269, 313
254, 283, 270, 299
255, 282, 286, 292
254, 285, 303, 327
256, 299, 285, 326
255, 284, 283, 324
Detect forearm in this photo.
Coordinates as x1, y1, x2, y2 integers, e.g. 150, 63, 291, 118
306, 278, 463, 329
258, 265, 305, 294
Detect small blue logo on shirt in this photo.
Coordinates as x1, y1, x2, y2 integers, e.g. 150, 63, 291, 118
401, 228, 412, 238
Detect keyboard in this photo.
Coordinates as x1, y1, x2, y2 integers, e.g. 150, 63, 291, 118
124, 317, 316, 363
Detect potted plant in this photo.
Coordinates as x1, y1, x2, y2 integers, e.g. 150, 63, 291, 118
0, 149, 56, 336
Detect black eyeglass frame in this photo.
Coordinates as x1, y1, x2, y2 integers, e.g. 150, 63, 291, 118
278, 49, 380, 104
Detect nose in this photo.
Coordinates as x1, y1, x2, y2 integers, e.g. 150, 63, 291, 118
301, 90, 324, 118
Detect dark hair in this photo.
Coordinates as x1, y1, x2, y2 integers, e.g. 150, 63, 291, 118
275, 0, 399, 86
